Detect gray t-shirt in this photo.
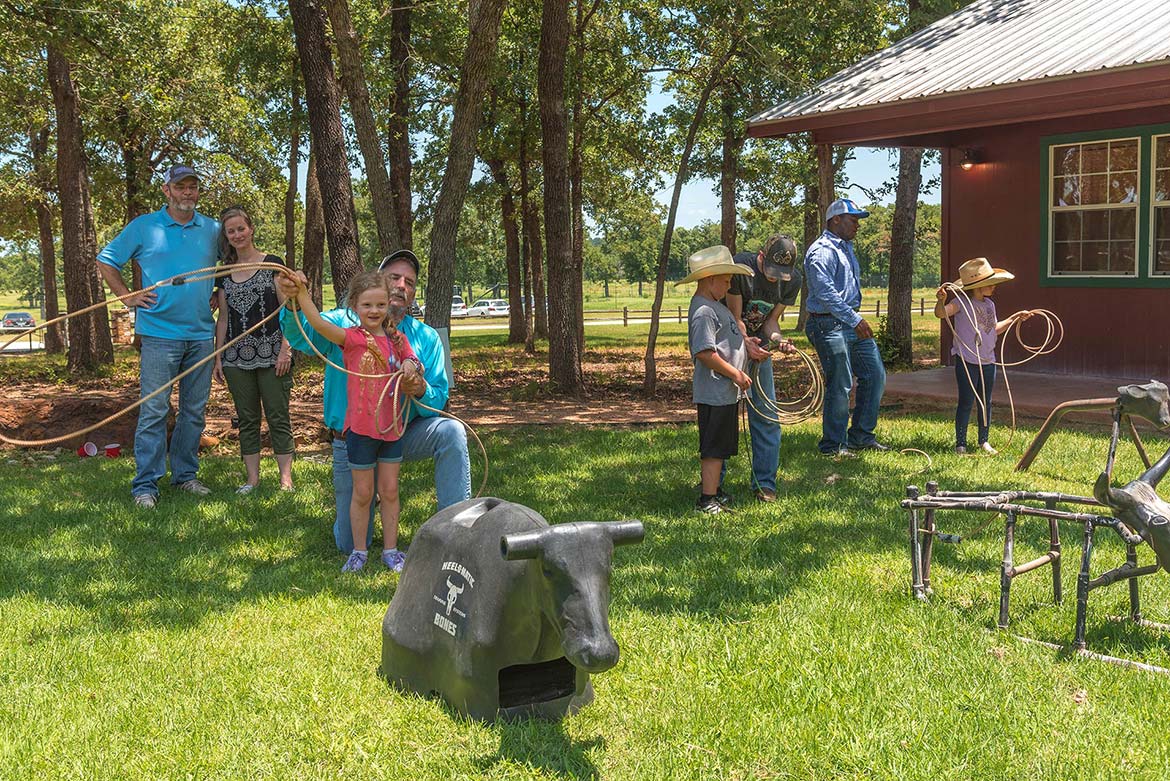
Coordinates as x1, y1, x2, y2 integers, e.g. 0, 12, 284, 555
688, 294, 746, 406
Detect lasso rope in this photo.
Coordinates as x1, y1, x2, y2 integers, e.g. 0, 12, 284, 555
939, 281, 1064, 451
0, 260, 489, 497
743, 347, 825, 426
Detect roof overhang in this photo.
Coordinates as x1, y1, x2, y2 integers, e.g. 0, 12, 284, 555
747, 62, 1170, 147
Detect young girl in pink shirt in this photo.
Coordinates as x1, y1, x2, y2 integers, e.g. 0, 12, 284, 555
286, 270, 420, 572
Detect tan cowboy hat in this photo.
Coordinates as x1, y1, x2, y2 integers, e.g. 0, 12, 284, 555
954, 257, 1014, 290
674, 245, 753, 285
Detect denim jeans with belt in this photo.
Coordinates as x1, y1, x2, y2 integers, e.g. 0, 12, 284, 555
804, 315, 886, 453
746, 356, 781, 492
132, 335, 214, 497
330, 415, 471, 552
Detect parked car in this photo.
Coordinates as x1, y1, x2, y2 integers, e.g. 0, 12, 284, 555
409, 301, 424, 319
467, 298, 510, 318
1, 312, 35, 330
450, 295, 468, 318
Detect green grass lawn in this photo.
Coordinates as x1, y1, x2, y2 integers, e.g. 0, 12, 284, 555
4, 412, 1170, 779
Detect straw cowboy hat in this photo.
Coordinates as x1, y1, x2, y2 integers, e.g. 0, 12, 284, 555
954, 257, 1014, 291
674, 245, 753, 285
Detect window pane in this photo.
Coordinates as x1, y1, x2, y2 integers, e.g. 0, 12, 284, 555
1082, 241, 1110, 271
1156, 239, 1170, 274
1110, 209, 1136, 241
1110, 140, 1138, 172
1157, 137, 1170, 170
1054, 145, 1080, 177
1080, 174, 1108, 205
1109, 241, 1135, 273
1081, 143, 1109, 173
1109, 172, 1138, 204
1053, 212, 1081, 242
1157, 170, 1170, 203
1053, 243, 1081, 273
1157, 206, 1170, 242
1055, 176, 1080, 206
1082, 209, 1109, 241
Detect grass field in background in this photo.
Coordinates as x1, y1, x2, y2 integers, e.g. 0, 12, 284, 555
3, 416, 1170, 779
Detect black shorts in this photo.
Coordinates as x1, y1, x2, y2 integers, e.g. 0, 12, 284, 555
697, 403, 739, 459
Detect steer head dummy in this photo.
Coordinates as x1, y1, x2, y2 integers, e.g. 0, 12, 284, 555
1095, 440, 1170, 572
1117, 381, 1170, 429
501, 521, 644, 673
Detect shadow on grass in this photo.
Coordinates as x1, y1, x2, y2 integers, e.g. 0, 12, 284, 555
476, 722, 602, 780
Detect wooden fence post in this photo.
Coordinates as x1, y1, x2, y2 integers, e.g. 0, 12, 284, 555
678, 305, 682, 323
920, 297, 924, 316
876, 300, 881, 318
623, 306, 628, 327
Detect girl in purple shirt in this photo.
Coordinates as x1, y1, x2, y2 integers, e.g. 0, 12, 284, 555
935, 258, 1033, 455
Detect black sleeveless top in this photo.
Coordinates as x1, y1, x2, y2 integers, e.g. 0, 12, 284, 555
217, 254, 287, 369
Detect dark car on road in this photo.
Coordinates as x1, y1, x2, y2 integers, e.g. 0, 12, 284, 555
1, 312, 35, 330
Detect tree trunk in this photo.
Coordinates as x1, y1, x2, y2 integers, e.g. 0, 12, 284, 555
47, 45, 113, 371
800, 176, 820, 329
486, 158, 525, 344
285, 80, 301, 268
643, 44, 736, 396
887, 146, 923, 365
568, 0, 589, 353
324, 0, 401, 255
388, 0, 413, 248
289, 0, 363, 297
521, 209, 534, 352
719, 89, 742, 252
539, 0, 582, 396
303, 149, 326, 309
30, 126, 64, 353
523, 195, 547, 340
424, 0, 508, 331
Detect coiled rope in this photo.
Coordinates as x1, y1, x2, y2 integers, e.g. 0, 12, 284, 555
0, 260, 489, 497
939, 281, 1064, 450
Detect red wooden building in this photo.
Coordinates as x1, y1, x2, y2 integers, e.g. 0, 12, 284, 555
748, 0, 1170, 378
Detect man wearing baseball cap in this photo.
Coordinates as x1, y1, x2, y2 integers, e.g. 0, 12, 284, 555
278, 250, 471, 560
803, 198, 887, 457
723, 234, 802, 502
97, 163, 221, 508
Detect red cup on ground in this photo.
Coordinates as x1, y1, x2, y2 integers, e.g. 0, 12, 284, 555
104, 443, 121, 458
77, 442, 98, 458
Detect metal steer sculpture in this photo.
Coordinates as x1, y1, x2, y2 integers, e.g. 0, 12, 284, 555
1094, 444, 1170, 572
381, 497, 645, 722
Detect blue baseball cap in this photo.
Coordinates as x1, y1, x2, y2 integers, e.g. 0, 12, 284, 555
825, 198, 869, 222
379, 248, 420, 274
163, 164, 200, 185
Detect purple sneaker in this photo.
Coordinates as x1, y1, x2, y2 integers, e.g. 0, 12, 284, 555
381, 549, 406, 573
341, 550, 368, 572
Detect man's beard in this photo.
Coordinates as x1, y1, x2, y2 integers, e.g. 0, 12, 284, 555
171, 199, 196, 213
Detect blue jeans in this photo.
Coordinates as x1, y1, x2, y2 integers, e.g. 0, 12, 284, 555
746, 357, 781, 492
331, 415, 471, 552
955, 359, 996, 447
132, 336, 214, 497
804, 316, 886, 453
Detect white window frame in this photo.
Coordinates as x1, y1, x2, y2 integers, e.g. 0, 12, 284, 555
1151, 134, 1170, 276
1047, 136, 1140, 278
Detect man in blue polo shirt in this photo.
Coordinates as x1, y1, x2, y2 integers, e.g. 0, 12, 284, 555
278, 250, 471, 566
97, 164, 220, 508
804, 198, 887, 457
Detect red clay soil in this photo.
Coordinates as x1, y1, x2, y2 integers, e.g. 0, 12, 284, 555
0, 349, 827, 450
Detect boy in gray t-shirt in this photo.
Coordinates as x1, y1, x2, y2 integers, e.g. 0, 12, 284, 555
677, 246, 753, 514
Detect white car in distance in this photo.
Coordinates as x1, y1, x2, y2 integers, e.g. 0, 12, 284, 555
467, 298, 510, 318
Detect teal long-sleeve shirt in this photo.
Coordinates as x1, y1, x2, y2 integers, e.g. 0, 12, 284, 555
280, 306, 451, 432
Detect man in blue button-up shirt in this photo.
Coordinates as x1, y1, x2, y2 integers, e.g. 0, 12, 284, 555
97, 165, 220, 508
803, 198, 887, 457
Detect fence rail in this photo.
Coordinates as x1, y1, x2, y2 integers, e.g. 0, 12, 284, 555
585, 297, 932, 326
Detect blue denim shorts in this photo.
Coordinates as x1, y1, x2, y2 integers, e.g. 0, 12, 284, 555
345, 430, 404, 469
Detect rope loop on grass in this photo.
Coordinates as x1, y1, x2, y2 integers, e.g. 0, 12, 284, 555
0, 260, 490, 497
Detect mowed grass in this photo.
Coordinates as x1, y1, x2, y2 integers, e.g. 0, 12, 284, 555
4, 412, 1170, 779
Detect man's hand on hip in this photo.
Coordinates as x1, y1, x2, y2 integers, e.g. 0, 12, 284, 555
854, 319, 874, 340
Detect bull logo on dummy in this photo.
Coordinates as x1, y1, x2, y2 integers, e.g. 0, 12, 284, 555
381, 498, 644, 722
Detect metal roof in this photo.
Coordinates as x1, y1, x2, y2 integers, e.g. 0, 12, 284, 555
749, 0, 1170, 127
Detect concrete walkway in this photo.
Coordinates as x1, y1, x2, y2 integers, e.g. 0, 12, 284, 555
884, 367, 1152, 423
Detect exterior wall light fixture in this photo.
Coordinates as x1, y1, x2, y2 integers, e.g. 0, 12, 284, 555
959, 148, 983, 171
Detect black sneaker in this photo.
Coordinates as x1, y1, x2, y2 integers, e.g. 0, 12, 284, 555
853, 441, 891, 452
695, 496, 724, 514
714, 489, 734, 508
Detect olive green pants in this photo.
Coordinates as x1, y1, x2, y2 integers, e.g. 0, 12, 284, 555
223, 365, 294, 456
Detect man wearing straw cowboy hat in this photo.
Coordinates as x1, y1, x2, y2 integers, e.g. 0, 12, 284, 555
677, 245, 753, 514
723, 234, 802, 503
97, 164, 220, 508
804, 198, 887, 457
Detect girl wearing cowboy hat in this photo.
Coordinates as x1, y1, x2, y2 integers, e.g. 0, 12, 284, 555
934, 258, 1033, 455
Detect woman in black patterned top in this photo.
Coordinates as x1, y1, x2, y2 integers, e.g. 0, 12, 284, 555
213, 207, 295, 494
